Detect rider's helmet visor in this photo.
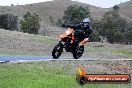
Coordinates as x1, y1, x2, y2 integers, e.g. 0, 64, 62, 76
83, 22, 89, 26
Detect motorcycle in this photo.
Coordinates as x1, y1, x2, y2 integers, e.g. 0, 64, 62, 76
52, 25, 85, 59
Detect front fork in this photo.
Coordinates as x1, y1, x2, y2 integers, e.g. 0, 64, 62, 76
58, 41, 64, 53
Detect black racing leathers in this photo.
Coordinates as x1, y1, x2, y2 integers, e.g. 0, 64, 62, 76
62, 23, 93, 39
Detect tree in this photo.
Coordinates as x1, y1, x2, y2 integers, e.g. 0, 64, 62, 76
113, 5, 119, 11
125, 31, 132, 45
0, 14, 18, 31
125, 21, 132, 44
89, 30, 101, 42
56, 19, 63, 26
49, 15, 55, 25
11, 4, 14, 6
99, 5, 127, 44
20, 12, 41, 34
63, 4, 90, 24
114, 31, 125, 43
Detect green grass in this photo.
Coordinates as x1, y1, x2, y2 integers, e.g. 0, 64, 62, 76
0, 51, 46, 56
31, 36, 57, 44
0, 61, 130, 88
85, 46, 112, 53
112, 49, 132, 56
0, 51, 30, 55
85, 45, 132, 57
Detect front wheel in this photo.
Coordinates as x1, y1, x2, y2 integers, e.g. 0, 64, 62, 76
52, 43, 63, 59
73, 45, 84, 59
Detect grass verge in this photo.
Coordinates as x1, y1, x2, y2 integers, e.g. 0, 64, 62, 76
0, 61, 130, 88
112, 49, 132, 56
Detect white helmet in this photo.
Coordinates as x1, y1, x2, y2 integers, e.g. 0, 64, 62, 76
83, 18, 90, 23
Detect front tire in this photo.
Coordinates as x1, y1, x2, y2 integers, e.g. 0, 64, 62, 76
52, 43, 63, 59
73, 45, 84, 59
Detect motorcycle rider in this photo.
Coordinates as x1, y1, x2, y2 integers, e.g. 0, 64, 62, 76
62, 18, 93, 46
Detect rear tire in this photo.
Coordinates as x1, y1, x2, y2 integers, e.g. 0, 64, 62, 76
52, 43, 63, 59
73, 45, 84, 59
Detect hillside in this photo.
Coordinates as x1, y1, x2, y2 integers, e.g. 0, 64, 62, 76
0, 0, 131, 28
0, 0, 108, 25
0, 0, 131, 25
117, 0, 132, 22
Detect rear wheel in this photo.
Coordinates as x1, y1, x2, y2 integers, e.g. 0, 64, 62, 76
73, 45, 84, 59
52, 43, 63, 59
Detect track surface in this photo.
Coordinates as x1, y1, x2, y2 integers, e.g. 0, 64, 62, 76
0, 55, 96, 62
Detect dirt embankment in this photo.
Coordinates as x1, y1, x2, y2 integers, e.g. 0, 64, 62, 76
0, 29, 57, 55
0, 28, 132, 59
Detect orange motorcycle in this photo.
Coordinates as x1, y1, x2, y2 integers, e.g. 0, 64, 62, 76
52, 25, 84, 59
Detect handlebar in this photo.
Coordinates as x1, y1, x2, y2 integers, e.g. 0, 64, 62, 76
62, 24, 73, 28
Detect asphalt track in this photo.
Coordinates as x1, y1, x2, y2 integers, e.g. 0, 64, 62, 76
0, 55, 96, 62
